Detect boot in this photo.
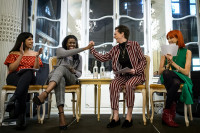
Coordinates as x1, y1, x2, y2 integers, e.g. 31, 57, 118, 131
170, 102, 176, 120
162, 109, 179, 127
16, 113, 26, 130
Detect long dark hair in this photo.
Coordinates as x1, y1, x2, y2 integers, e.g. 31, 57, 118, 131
62, 35, 80, 63
9, 32, 33, 53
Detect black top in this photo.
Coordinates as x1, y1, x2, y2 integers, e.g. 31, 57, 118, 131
118, 42, 132, 69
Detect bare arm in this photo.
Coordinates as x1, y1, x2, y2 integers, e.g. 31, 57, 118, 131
8, 43, 24, 72
171, 50, 191, 76
33, 48, 43, 69
158, 56, 166, 75
8, 53, 23, 72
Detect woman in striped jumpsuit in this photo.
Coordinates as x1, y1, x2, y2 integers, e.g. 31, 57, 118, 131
90, 25, 146, 128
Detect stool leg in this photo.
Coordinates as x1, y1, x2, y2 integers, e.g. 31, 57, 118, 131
188, 104, 193, 121
76, 89, 80, 122
150, 89, 154, 123
48, 93, 52, 119
123, 92, 125, 117
0, 90, 7, 126
184, 103, 189, 127
142, 89, 147, 125
72, 92, 75, 117
30, 93, 33, 119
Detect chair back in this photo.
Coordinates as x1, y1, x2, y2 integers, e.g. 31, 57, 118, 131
49, 56, 57, 72
144, 55, 150, 91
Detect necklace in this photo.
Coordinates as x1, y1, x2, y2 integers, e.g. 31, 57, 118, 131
120, 47, 126, 58
119, 42, 126, 59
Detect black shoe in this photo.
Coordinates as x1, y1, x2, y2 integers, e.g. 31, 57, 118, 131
33, 91, 48, 105
6, 95, 17, 112
16, 113, 26, 130
59, 125, 68, 130
121, 119, 133, 128
107, 118, 120, 128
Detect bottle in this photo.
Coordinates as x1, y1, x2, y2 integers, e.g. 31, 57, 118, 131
100, 62, 105, 78
93, 60, 98, 79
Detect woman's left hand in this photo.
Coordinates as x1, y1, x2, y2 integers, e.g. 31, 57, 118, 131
129, 69, 135, 75
165, 54, 173, 64
69, 67, 76, 74
36, 48, 43, 57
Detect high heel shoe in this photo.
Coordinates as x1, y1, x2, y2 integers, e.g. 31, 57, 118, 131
58, 112, 68, 130
33, 91, 48, 105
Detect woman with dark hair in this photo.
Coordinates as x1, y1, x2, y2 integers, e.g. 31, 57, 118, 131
33, 35, 94, 130
159, 30, 193, 127
89, 25, 146, 128
4, 32, 43, 130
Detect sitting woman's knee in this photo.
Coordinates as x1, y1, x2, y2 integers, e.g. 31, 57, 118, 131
162, 69, 171, 78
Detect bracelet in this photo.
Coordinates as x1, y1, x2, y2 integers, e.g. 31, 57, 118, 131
177, 66, 181, 72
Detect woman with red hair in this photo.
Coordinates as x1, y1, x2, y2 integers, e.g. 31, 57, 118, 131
158, 30, 193, 127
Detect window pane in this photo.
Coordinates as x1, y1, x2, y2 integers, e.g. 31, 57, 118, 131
35, 19, 60, 46
173, 17, 198, 43
193, 58, 200, 65
120, 18, 144, 46
28, 19, 30, 32
172, 0, 196, 18
89, 18, 113, 72
190, 5, 196, 15
90, 0, 113, 19
28, 0, 32, 17
37, 0, 61, 19
120, 0, 143, 18
172, 3, 180, 14
186, 44, 199, 71
190, 0, 195, 4
89, 18, 113, 45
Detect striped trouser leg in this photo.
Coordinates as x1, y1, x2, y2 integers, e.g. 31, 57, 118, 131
109, 76, 127, 110
125, 76, 143, 108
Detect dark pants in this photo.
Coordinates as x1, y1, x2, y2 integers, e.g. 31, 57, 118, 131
6, 70, 36, 113
163, 69, 184, 109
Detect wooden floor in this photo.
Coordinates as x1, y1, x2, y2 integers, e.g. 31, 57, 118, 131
1, 113, 200, 133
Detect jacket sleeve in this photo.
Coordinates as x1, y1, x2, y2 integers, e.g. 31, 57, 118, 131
90, 47, 112, 62
56, 47, 85, 58
134, 42, 147, 75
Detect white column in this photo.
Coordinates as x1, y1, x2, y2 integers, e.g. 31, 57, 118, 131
0, 0, 23, 100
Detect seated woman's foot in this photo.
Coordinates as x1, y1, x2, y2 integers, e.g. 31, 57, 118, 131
121, 119, 133, 128
6, 95, 17, 112
16, 113, 26, 130
33, 91, 48, 105
107, 118, 120, 128
59, 112, 68, 130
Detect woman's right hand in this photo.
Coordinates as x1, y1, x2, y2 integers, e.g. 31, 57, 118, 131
85, 41, 95, 50
20, 42, 24, 55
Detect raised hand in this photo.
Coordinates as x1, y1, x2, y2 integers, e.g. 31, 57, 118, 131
85, 41, 95, 50
165, 54, 173, 64
36, 48, 43, 57
20, 42, 24, 55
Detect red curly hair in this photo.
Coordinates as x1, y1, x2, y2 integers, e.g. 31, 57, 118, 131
166, 30, 185, 48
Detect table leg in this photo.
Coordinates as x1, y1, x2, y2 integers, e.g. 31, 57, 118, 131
94, 84, 97, 114
97, 84, 101, 121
